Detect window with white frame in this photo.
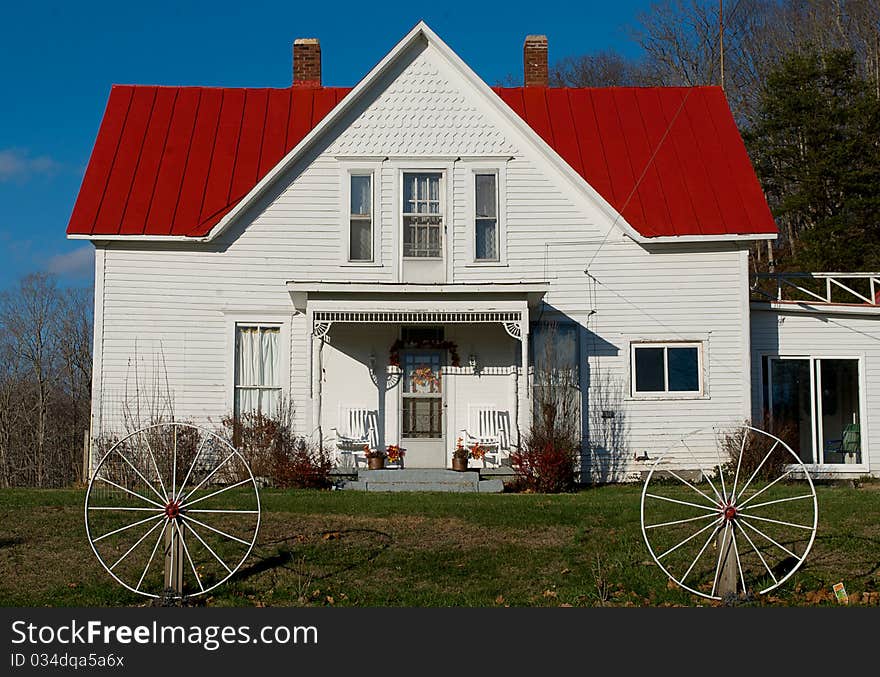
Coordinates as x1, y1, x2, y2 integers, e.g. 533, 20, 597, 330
403, 172, 442, 258
234, 325, 281, 417
631, 342, 702, 395
474, 173, 499, 261
349, 173, 373, 262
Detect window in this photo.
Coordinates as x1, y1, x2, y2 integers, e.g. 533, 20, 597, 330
349, 173, 373, 262
234, 325, 281, 417
403, 172, 442, 258
474, 173, 498, 261
632, 343, 702, 395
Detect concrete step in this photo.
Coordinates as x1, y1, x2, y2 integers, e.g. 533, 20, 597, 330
340, 469, 504, 493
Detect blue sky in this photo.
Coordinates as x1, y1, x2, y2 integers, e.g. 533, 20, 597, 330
0, 0, 651, 290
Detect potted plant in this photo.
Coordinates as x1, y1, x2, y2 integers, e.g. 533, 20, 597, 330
452, 438, 486, 471
364, 445, 386, 470
386, 444, 405, 468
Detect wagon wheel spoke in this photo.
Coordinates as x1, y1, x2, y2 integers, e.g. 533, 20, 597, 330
729, 427, 748, 500
737, 519, 779, 587
183, 479, 253, 509
711, 522, 733, 598
664, 469, 721, 508
111, 447, 168, 505
175, 435, 209, 502
731, 525, 747, 594
137, 522, 168, 593
679, 439, 724, 504
110, 518, 166, 571
645, 512, 719, 530
183, 520, 234, 574
680, 521, 722, 585
734, 441, 779, 504
657, 517, 723, 560
738, 518, 799, 560
174, 520, 204, 593
736, 468, 795, 509
142, 435, 169, 502
738, 494, 814, 512
182, 514, 252, 546
93, 512, 166, 543
180, 450, 239, 504
171, 424, 179, 500
94, 476, 165, 509
645, 493, 718, 513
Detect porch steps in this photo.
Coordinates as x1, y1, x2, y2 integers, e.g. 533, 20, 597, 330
340, 469, 504, 493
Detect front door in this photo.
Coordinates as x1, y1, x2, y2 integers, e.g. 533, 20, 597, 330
400, 350, 446, 467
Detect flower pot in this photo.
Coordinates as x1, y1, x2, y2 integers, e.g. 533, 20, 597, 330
452, 456, 468, 472
368, 456, 385, 470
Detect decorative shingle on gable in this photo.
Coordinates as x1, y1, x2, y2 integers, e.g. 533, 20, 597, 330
328, 48, 516, 157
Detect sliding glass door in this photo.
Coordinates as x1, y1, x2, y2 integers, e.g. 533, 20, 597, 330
765, 357, 862, 466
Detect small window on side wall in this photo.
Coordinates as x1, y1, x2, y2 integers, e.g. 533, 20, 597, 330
632, 343, 702, 396
349, 174, 372, 262
474, 173, 498, 261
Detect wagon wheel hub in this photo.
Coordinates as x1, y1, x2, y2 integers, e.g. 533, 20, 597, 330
723, 505, 737, 522
164, 500, 182, 520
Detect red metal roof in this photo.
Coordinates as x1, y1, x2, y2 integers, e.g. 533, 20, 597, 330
67, 84, 776, 239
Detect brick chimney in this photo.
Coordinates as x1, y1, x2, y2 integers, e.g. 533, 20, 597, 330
293, 38, 321, 87
524, 35, 548, 87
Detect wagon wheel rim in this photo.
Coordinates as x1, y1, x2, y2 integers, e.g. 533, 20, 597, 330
85, 422, 261, 599
640, 425, 818, 601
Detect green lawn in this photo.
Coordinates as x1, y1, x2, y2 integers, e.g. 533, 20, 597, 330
0, 484, 878, 607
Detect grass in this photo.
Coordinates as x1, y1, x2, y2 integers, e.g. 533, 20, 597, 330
0, 483, 878, 607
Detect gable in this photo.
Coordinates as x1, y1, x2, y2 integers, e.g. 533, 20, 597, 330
328, 45, 516, 157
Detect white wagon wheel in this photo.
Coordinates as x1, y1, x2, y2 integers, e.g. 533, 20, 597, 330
640, 425, 817, 601
85, 422, 261, 599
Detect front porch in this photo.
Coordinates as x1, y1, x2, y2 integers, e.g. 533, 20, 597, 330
288, 281, 548, 470
333, 468, 507, 492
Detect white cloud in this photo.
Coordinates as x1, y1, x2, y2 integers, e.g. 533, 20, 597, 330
0, 148, 61, 181
46, 246, 94, 278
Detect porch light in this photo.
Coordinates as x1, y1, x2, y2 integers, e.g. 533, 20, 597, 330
468, 353, 477, 370
368, 352, 376, 371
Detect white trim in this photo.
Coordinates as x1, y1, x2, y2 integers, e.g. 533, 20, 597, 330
751, 301, 880, 317
88, 245, 105, 478
739, 248, 752, 421
223, 313, 292, 417
629, 341, 705, 398
339, 162, 381, 266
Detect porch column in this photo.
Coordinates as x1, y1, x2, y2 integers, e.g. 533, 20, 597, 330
310, 315, 330, 448
519, 307, 531, 446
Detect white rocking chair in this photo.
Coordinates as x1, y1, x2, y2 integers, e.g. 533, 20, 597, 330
331, 407, 379, 469
461, 406, 510, 468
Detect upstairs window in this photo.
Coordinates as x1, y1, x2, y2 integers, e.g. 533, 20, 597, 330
632, 342, 702, 396
403, 172, 442, 258
474, 173, 498, 261
349, 173, 373, 262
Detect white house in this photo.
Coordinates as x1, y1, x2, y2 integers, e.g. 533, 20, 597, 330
67, 22, 875, 481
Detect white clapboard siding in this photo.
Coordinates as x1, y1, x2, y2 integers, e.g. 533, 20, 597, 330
751, 308, 879, 476
92, 38, 753, 481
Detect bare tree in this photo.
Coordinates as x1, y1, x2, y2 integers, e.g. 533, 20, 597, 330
0, 273, 92, 487
550, 50, 652, 87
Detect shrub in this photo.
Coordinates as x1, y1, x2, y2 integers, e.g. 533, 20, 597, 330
722, 417, 799, 482
510, 439, 577, 493
221, 406, 333, 489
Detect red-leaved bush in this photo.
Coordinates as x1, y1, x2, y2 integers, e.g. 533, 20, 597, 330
222, 407, 333, 489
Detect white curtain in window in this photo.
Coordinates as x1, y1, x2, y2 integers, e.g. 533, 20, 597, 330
235, 326, 280, 416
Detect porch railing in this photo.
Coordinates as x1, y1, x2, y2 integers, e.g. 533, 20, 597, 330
752, 272, 880, 306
